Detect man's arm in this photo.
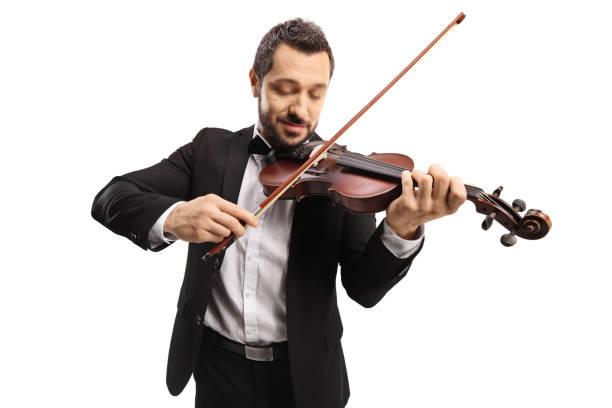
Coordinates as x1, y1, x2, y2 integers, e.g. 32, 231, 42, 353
148, 202, 183, 249
339, 163, 466, 308
92, 128, 259, 251
91, 129, 206, 251
339, 212, 425, 308
380, 219, 424, 259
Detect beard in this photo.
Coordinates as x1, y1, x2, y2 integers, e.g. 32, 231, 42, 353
258, 97, 317, 151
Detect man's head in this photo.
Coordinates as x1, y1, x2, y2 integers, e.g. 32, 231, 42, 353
250, 18, 334, 149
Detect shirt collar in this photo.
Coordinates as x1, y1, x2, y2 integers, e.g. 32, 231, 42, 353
253, 123, 272, 149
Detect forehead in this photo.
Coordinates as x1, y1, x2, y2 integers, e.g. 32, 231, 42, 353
264, 43, 330, 86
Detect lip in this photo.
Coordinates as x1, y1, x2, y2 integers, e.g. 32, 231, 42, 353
281, 120, 306, 134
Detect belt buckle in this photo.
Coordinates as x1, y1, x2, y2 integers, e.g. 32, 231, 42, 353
245, 345, 274, 362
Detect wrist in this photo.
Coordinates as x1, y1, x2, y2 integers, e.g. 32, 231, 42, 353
387, 220, 419, 240
163, 204, 181, 237
397, 226, 419, 240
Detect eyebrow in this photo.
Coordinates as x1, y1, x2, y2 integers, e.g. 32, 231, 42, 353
272, 78, 328, 89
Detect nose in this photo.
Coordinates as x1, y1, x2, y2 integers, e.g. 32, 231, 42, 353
288, 92, 308, 122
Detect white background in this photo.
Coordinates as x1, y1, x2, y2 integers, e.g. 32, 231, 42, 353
1, 0, 611, 407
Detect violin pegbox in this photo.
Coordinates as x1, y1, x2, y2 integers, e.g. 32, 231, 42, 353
466, 184, 551, 246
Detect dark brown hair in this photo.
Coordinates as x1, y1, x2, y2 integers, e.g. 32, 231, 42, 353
252, 18, 335, 82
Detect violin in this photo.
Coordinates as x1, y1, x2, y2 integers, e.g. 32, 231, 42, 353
202, 12, 551, 261
259, 141, 551, 247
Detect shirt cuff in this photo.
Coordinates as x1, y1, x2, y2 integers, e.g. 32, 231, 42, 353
380, 218, 424, 259
148, 201, 183, 249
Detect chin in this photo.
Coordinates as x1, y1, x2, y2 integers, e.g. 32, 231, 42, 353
277, 129, 310, 148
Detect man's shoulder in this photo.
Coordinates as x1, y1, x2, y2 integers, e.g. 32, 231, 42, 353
187, 125, 254, 157
195, 125, 254, 142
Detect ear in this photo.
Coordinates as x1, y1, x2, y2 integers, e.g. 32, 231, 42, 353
249, 68, 259, 98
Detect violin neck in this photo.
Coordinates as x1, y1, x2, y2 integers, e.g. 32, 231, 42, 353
335, 151, 483, 201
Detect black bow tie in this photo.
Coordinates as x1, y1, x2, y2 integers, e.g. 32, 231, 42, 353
248, 135, 272, 156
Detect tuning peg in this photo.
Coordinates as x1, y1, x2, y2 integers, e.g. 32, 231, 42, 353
512, 199, 526, 212
492, 186, 503, 197
500, 230, 517, 247
481, 212, 496, 230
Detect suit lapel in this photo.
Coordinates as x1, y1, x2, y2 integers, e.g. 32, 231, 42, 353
221, 125, 254, 203
288, 131, 324, 256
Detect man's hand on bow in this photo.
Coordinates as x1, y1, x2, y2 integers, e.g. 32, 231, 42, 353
385, 163, 467, 239
164, 194, 259, 243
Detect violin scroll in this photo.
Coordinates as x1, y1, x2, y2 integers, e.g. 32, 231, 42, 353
518, 209, 551, 240
468, 185, 551, 246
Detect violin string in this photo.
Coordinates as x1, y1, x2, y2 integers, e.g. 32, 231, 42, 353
341, 151, 408, 176
338, 153, 407, 180
338, 151, 495, 204
339, 152, 491, 196
340, 152, 485, 192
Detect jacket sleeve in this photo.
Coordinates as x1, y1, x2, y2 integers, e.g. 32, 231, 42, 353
91, 128, 207, 251
339, 211, 424, 308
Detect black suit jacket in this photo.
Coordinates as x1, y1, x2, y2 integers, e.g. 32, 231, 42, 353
91, 125, 424, 408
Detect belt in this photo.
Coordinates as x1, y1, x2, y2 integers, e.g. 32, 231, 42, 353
203, 325, 289, 362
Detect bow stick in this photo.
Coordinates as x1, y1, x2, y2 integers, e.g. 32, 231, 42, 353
203, 12, 466, 261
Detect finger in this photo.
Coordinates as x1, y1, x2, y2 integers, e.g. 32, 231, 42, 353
204, 233, 226, 244
428, 163, 450, 201
212, 210, 248, 237
447, 176, 467, 213
412, 170, 433, 201
400, 170, 417, 207
216, 198, 259, 228
194, 229, 225, 244
401, 170, 414, 195
204, 218, 232, 238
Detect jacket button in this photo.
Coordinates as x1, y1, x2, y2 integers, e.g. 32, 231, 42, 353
213, 258, 220, 270
194, 314, 203, 326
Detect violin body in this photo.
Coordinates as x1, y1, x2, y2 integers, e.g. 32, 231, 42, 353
259, 152, 414, 214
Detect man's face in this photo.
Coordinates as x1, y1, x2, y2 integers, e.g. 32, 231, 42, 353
250, 43, 330, 149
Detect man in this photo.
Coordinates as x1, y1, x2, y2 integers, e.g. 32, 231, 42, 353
91, 18, 466, 408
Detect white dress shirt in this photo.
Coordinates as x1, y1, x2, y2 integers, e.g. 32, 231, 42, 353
149, 125, 424, 345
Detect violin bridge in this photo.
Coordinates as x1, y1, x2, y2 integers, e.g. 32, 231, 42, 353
309, 144, 328, 167
312, 152, 328, 167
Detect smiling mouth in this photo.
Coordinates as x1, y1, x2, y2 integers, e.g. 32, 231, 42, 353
281, 120, 307, 134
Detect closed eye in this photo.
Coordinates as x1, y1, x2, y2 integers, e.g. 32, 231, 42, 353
274, 86, 295, 96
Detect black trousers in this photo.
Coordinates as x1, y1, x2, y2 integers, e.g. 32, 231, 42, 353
194, 329, 296, 408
